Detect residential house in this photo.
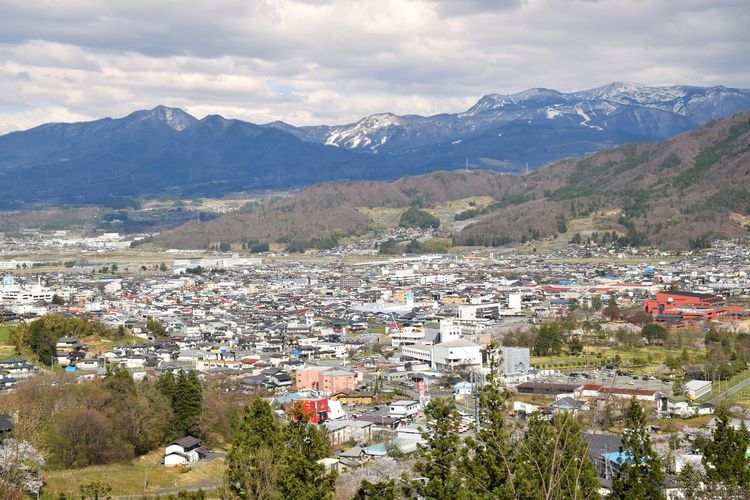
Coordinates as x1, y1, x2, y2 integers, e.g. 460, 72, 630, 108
164, 436, 203, 467
323, 419, 374, 445
548, 396, 587, 415
389, 400, 420, 420
261, 368, 293, 389
336, 446, 371, 471
329, 391, 375, 406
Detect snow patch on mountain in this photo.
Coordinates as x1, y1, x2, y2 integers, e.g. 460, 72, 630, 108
575, 105, 603, 130
309, 83, 750, 153
459, 94, 517, 117
325, 113, 401, 149
139, 105, 197, 131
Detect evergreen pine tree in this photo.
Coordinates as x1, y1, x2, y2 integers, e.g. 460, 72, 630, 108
224, 398, 283, 499
461, 342, 514, 498
534, 322, 563, 356
352, 479, 396, 500
277, 406, 336, 500
412, 397, 465, 498
156, 370, 176, 399
611, 398, 665, 500
173, 370, 203, 437
103, 365, 135, 394
702, 404, 750, 487
223, 399, 335, 500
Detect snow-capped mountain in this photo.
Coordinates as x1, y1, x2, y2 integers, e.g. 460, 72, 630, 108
274, 83, 750, 158
1, 83, 749, 206
325, 113, 402, 150
127, 105, 198, 131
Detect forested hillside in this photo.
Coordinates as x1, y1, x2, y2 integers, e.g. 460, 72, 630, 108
156, 112, 750, 251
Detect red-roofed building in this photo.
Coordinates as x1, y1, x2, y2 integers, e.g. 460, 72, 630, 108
576, 385, 660, 402
578, 384, 604, 398
644, 291, 742, 323
288, 398, 330, 424
599, 387, 659, 401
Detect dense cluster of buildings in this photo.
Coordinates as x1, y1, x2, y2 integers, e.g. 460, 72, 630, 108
1, 235, 750, 493
0, 239, 748, 384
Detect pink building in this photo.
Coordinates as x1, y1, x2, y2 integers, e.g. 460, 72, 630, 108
297, 366, 357, 394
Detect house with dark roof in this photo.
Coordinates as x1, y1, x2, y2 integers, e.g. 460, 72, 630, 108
548, 396, 587, 414
0, 377, 18, 391
164, 435, 203, 467
582, 432, 623, 491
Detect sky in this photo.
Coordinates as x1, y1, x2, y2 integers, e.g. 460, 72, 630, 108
0, 0, 748, 134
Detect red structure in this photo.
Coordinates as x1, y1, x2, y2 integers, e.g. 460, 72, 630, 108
288, 398, 330, 424
644, 291, 741, 323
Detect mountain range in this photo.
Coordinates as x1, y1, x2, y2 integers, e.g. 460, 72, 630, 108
1, 82, 749, 206
155, 110, 750, 251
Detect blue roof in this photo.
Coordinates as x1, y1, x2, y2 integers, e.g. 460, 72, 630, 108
603, 451, 644, 465
364, 443, 388, 456
275, 392, 307, 404
603, 451, 628, 463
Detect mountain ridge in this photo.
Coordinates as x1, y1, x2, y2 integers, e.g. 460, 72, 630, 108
1, 82, 749, 207
154, 110, 750, 251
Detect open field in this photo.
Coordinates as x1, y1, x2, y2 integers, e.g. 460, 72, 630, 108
531, 345, 690, 373
355, 207, 404, 230
653, 414, 715, 431
0, 325, 17, 358
83, 334, 143, 354
355, 196, 494, 233
41, 452, 225, 498
0, 323, 142, 364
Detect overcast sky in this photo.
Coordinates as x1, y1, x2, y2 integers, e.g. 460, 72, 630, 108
0, 0, 747, 133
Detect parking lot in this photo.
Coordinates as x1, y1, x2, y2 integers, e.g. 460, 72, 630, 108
532, 368, 674, 395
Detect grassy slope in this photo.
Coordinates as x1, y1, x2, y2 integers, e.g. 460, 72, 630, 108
0, 325, 16, 358
41, 452, 225, 498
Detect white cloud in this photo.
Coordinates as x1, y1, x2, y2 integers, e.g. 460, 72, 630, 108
0, 0, 747, 133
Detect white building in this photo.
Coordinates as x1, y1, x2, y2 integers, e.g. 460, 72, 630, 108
390, 325, 425, 347
499, 347, 531, 376
685, 380, 712, 400
173, 254, 262, 270
389, 400, 420, 419
431, 340, 483, 371
458, 302, 501, 320
508, 293, 522, 311
399, 319, 482, 371
0, 261, 33, 270
164, 436, 202, 467
0, 278, 53, 304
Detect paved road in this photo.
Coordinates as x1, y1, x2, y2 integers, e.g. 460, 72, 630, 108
707, 375, 750, 405
112, 480, 221, 499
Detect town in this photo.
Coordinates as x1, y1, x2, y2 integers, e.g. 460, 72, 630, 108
1, 231, 750, 498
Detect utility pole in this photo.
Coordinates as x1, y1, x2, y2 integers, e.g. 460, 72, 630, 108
472, 370, 481, 430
